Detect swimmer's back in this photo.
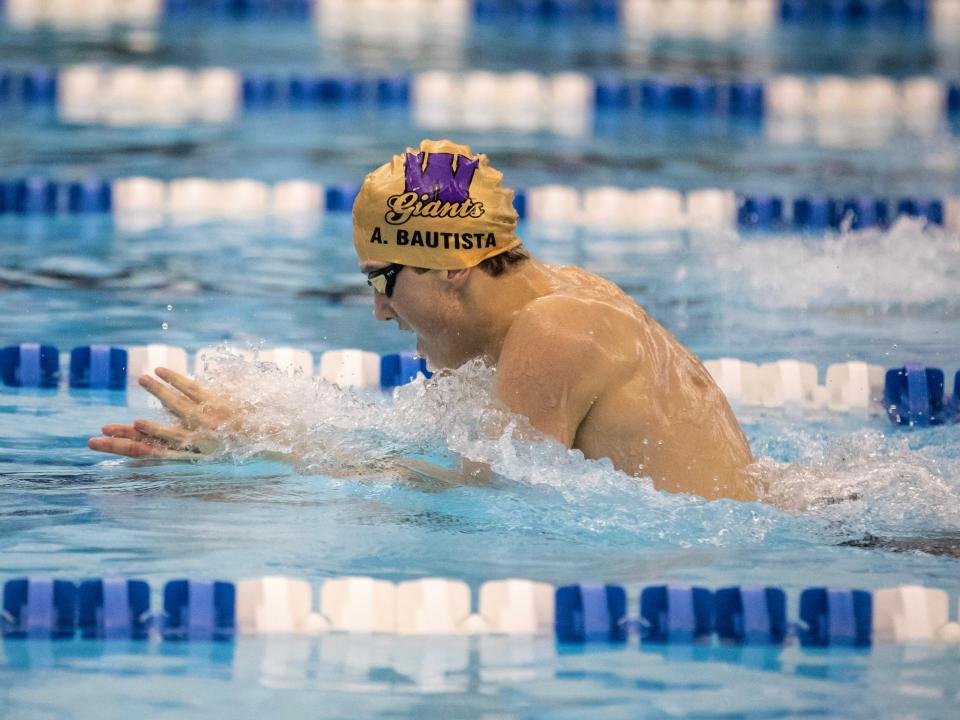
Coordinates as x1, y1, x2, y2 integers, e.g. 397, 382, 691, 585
497, 263, 757, 501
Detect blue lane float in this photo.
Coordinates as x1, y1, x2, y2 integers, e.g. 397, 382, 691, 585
69, 345, 128, 390
793, 195, 834, 230
380, 352, 432, 391
839, 195, 888, 229
78, 579, 152, 640
242, 74, 280, 109
672, 79, 719, 113
639, 585, 713, 643
826, 0, 887, 22
555, 583, 628, 643
1, 577, 77, 639
884, 364, 947, 426
949, 84, 960, 117
896, 197, 943, 225
729, 81, 766, 117
594, 72, 633, 110
376, 76, 411, 106
635, 77, 743, 115
714, 586, 788, 645
0, 70, 12, 103
68, 177, 112, 214
164, 0, 312, 18
19, 66, 57, 106
324, 183, 359, 213
782, 0, 930, 23
214, 0, 312, 17
240, 73, 371, 110
287, 74, 323, 107
162, 579, 236, 642
13, 177, 58, 214
512, 190, 527, 220
738, 195, 784, 230
0, 344, 60, 388
474, 0, 618, 22
319, 76, 365, 104
798, 587, 872, 648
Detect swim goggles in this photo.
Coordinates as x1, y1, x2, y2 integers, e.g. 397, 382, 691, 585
366, 263, 404, 298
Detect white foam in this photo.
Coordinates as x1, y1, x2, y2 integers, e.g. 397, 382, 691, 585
702, 218, 960, 309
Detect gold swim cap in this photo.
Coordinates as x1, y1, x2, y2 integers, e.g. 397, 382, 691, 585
353, 139, 521, 270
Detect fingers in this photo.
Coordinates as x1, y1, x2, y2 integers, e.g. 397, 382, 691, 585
90, 366, 228, 461
89, 436, 172, 459
155, 367, 211, 404
100, 423, 145, 441
93, 416, 217, 457
88, 435, 200, 460
138, 374, 196, 424
133, 419, 190, 447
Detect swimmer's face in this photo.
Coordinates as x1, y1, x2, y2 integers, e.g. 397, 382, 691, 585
360, 260, 468, 369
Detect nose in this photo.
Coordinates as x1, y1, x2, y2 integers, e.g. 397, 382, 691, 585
373, 292, 395, 321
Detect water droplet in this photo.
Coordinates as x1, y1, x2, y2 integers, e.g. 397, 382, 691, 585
166, 304, 173, 311
161, 322, 169, 331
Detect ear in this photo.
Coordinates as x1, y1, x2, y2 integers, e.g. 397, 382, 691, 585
443, 267, 473, 290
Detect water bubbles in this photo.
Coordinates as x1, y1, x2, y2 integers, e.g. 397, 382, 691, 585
161, 322, 169, 331
166, 304, 174, 311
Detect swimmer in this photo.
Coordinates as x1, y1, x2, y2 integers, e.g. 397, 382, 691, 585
89, 139, 757, 501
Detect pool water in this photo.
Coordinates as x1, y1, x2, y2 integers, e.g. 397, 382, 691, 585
2, 6, 960, 719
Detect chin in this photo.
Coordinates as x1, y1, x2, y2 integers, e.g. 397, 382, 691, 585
415, 339, 440, 372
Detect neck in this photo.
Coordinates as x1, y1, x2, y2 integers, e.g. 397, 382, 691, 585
459, 259, 552, 366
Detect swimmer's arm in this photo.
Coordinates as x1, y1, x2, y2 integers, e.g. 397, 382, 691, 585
87, 369, 493, 488
495, 298, 610, 449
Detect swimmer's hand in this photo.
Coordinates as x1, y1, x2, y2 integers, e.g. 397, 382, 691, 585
88, 367, 243, 460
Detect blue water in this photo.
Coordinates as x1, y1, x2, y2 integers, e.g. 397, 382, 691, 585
2, 10, 960, 720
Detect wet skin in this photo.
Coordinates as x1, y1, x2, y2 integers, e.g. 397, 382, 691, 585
89, 256, 756, 501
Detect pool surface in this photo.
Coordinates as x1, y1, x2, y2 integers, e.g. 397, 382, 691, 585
2, 3, 960, 718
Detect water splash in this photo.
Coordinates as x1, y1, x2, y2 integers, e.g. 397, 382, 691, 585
701, 218, 960, 311
758, 426, 960, 534
188, 350, 960, 550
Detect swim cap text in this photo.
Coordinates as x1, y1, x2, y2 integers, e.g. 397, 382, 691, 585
384, 192, 485, 225
368, 227, 497, 249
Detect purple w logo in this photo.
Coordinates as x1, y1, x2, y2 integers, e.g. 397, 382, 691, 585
405, 152, 479, 203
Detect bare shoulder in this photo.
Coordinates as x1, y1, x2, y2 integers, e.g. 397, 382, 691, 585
496, 294, 618, 447
499, 292, 629, 385
504, 294, 607, 359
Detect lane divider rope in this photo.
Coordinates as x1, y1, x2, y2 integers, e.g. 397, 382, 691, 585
3, 576, 959, 645
1, 176, 957, 233
4, 1, 956, 32
3, 66, 960, 144
0, 344, 430, 394
1, 344, 958, 425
